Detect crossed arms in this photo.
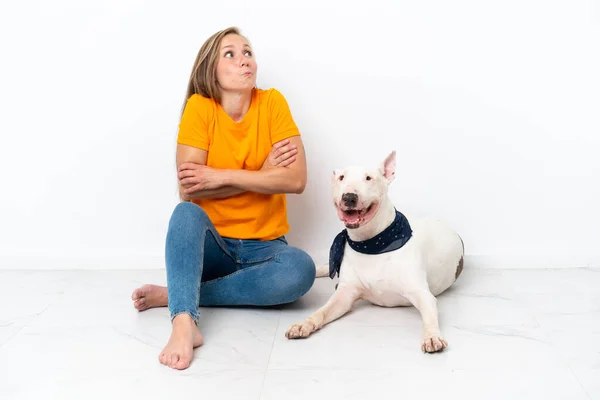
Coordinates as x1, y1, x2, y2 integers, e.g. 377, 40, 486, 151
176, 136, 307, 201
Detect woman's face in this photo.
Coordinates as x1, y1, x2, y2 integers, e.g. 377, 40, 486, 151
216, 34, 257, 93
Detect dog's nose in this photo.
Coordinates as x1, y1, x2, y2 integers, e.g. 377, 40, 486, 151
341, 193, 358, 208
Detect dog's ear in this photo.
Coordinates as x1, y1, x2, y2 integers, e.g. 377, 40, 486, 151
379, 151, 396, 182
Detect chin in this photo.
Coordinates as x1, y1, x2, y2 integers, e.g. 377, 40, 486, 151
336, 201, 379, 229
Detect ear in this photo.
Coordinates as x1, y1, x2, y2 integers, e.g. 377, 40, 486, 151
379, 151, 396, 182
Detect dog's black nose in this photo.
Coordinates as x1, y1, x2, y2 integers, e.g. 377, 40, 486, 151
341, 193, 358, 208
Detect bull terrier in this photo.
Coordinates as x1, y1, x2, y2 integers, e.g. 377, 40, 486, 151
285, 150, 464, 353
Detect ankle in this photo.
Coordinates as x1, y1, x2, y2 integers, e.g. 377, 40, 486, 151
172, 313, 196, 327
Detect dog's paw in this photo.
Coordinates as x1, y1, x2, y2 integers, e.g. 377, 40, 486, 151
421, 335, 448, 353
285, 321, 317, 339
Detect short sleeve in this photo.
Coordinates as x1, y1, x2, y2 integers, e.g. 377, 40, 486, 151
177, 95, 209, 150
268, 89, 301, 144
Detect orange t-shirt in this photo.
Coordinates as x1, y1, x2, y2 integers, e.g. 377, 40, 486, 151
176, 88, 301, 241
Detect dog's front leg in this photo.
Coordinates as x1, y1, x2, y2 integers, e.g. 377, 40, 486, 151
405, 290, 448, 353
285, 284, 360, 339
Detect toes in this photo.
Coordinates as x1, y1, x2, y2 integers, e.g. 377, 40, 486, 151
159, 351, 182, 369
132, 288, 146, 310
434, 338, 447, 351
172, 357, 191, 370
287, 325, 303, 339
439, 339, 448, 350
300, 323, 315, 337
169, 353, 179, 368
422, 338, 433, 352
286, 323, 315, 339
166, 353, 190, 370
422, 337, 447, 353
285, 324, 302, 339
134, 299, 147, 311
132, 285, 152, 300
285, 326, 297, 339
132, 288, 144, 300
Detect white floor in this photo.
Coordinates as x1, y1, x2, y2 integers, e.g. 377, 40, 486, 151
0, 267, 598, 400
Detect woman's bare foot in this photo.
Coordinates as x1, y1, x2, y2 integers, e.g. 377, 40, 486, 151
159, 314, 204, 370
131, 284, 168, 311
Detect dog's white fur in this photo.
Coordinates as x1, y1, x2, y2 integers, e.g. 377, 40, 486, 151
286, 151, 464, 353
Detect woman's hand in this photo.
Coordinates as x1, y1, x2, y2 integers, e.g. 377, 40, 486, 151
261, 139, 298, 170
178, 163, 227, 195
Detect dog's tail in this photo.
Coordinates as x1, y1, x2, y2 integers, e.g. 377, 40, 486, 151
455, 233, 465, 280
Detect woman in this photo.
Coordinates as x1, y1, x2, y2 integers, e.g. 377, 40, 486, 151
131, 27, 316, 370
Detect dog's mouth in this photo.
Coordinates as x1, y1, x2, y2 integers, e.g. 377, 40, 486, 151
336, 202, 379, 229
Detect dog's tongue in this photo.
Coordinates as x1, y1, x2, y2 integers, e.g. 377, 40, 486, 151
339, 209, 360, 224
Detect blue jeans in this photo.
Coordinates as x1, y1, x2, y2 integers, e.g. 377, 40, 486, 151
165, 202, 316, 324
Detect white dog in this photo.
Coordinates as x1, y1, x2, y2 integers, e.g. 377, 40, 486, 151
285, 151, 464, 353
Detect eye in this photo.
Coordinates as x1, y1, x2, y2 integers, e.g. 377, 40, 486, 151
339, 175, 344, 181
366, 175, 372, 181
224, 51, 233, 58
244, 50, 253, 57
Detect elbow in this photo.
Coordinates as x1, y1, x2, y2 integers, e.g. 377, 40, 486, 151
293, 170, 308, 194
292, 178, 307, 194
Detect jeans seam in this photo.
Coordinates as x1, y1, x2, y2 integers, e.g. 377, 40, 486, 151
236, 236, 287, 264
239, 255, 275, 264
200, 255, 278, 287
205, 226, 237, 264
170, 310, 200, 326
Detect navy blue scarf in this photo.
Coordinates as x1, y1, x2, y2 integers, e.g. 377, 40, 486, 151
329, 209, 413, 279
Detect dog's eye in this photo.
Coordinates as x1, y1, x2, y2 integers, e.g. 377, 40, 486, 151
339, 175, 344, 181
366, 175, 372, 181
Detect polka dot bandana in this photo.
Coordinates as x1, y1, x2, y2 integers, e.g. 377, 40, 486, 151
328, 209, 413, 279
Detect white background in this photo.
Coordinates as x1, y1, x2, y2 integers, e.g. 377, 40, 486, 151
1, 0, 598, 269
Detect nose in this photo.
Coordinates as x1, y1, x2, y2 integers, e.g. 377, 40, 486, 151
341, 193, 358, 208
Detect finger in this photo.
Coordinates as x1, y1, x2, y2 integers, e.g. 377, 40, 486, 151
278, 152, 297, 164
274, 144, 297, 158
275, 141, 298, 154
276, 148, 298, 162
178, 162, 202, 172
178, 162, 192, 171
184, 183, 203, 193
278, 156, 296, 167
177, 170, 196, 179
179, 177, 200, 186
272, 139, 290, 150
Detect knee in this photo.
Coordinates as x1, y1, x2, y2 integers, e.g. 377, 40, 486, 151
169, 202, 210, 230
278, 248, 316, 300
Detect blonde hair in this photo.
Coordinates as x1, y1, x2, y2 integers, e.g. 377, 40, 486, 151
176, 27, 249, 201
181, 26, 247, 113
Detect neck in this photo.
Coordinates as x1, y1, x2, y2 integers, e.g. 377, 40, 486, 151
219, 89, 253, 122
346, 195, 396, 242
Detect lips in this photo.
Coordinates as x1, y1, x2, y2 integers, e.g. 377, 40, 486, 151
336, 202, 378, 228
